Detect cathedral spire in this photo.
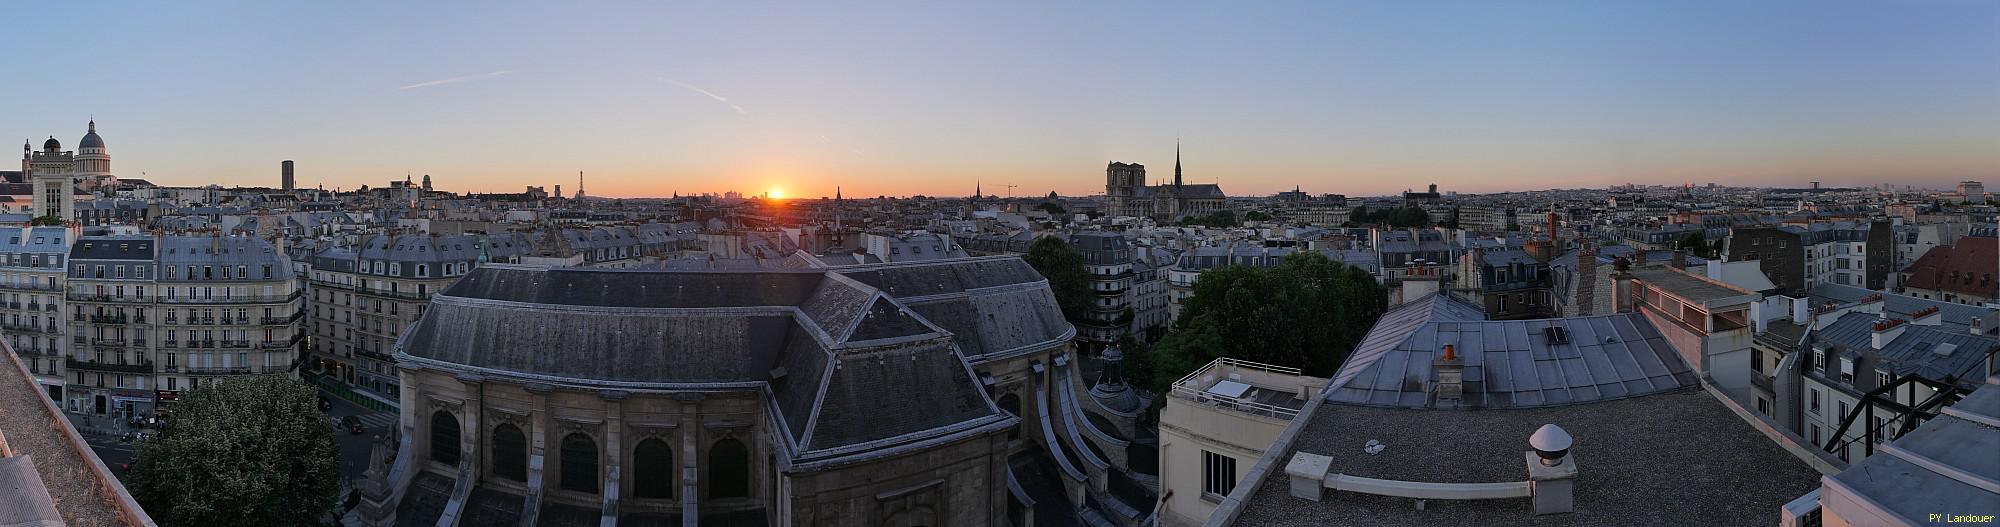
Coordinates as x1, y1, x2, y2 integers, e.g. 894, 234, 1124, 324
1173, 140, 1183, 188
975, 180, 981, 199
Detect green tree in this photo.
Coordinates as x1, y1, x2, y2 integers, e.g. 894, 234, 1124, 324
1034, 202, 1067, 216
1023, 236, 1091, 322
1243, 210, 1273, 222
1147, 251, 1387, 393
128, 375, 341, 527
28, 215, 63, 226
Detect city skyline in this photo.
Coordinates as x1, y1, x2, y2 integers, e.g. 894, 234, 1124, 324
7, 1, 1997, 198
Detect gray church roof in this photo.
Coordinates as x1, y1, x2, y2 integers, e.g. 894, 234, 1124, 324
396, 256, 1067, 465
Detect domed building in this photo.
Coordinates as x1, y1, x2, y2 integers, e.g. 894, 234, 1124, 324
355, 256, 1150, 526
19, 120, 114, 221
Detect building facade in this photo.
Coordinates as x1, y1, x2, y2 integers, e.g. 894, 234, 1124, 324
0, 226, 74, 402
62, 234, 302, 418
305, 233, 498, 404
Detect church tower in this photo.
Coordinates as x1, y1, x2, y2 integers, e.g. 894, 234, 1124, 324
28, 135, 75, 222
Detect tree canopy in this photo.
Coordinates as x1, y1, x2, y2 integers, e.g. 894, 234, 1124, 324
1023, 235, 1092, 322
1137, 251, 1387, 394
1034, 201, 1067, 217
1176, 210, 1238, 228
1349, 206, 1431, 228
28, 215, 63, 226
127, 375, 341, 527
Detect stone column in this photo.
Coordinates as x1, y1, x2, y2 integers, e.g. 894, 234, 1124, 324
600, 390, 628, 523
676, 393, 704, 527
526, 382, 554, 497
457, 372, 484, 481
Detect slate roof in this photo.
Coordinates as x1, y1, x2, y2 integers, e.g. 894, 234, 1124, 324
1811, 283, 1997, 331
1814, 311, 1997, 387
1227, 388, 1823, 526
397, 256, 1066, 465
1823, 378, 2000, 524
1327, 293, 1697, 408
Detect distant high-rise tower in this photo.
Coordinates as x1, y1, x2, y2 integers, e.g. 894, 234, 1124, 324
422, 173, 432, 192
576, 171, 585, 200
282, 160, 295, 190
1958, 180, 1985, 203
556, 184, 562, 199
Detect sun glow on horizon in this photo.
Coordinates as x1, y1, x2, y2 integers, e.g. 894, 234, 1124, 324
768, 187, 785, 200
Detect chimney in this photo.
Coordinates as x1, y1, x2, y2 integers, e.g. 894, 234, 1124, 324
1872, 319, 1907, 350
1973, 317, 1985, 336
1634, 250, 1648, 267
1575, 243, 1598, 316
1433, 344, 1464, 405
1856, 294, 1884, 315
1546, 212, 1558, 244
1670, 250, 1687, 270
1706, 258, 1724, 280
1791, 297, 1810, 325
1911, 306, 1942, 326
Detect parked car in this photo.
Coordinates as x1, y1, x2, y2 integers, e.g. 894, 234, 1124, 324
343, 415, 364, 435
318, 397, 333, 412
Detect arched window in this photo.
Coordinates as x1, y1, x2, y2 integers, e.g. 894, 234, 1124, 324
633, 438, 674, 499
560, 433, 598, 493
996, 393, 1022, 441
492, 424, 527, 481
708, 437, 749, 499
430, 410, 460, 466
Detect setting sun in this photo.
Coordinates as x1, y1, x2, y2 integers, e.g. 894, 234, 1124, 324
767, 187, 785, 200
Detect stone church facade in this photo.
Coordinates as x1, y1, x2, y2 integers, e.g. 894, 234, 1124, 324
354, 256, 1150, 526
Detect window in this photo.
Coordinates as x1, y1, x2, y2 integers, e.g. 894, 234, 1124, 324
492, 424, 527, 482
1809, 388, 1821, 415
633, 438, 674, 499
708, 437, 749, 499
1877, 370, 1893, 390
1751, 348, 1765, 375
1812, 349, 1826, 373
430, 410, 461, 466
1838, 401, 1849, 422
560, 433, 598, 493
1810, 424, 1822, 447
1203, 450, 1238, 498
1756, 397, 1771, 416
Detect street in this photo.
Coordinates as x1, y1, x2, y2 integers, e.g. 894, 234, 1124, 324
81, 389, 398, 484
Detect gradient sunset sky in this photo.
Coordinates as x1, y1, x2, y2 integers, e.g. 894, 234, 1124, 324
5, 1, 1996, 199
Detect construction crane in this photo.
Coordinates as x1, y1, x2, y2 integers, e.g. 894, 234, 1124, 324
1000, 184, 1019, 198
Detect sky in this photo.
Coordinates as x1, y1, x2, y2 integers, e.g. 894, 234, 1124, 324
3, 1, 1996, 199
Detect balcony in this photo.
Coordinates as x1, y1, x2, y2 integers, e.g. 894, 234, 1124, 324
355, 288, 431, 302
5, 302, 18, 309
25, 303, 39, 311
1752, 372, 1775, 392
90, 315, 128, 324
156, 290, 304, 305
91, 339, 128, 348
182, 365, 255, 375
65, 358, 153, 374
66, 293, 115, 302
221, 340, 252, 349
261, 311, 305, 325
159, 341, 180, 349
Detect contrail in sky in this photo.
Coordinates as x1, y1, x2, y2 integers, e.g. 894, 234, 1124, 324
660, 77, 748, 114
397, 70, 517, 90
